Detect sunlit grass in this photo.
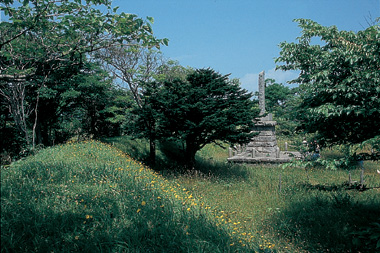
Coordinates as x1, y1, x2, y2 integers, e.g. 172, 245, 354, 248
109, 137, 379, 252
1, 140, 262, 252
2, 137, 380, 252
184, 142, 380, 252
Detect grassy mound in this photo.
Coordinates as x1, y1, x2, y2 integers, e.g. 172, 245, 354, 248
1, 140, 261, 252
2, 137, 380, 252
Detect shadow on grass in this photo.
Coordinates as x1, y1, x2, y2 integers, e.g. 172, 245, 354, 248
294, 181, 380, 193
102, 137, 251, 182
1, 175, 256, 252
267, 190, 380, 252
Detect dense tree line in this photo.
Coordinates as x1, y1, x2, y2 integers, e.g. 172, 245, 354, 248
1, 1, 257, 167
1, 2, 379, 167
0, 0, 166, 161
276, 18, 380, 162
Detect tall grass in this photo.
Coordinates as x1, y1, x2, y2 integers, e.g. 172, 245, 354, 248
2, 137, 380, 252
197, 143, 380, 252
105, 136, 380, 252
1, 140, 262, 252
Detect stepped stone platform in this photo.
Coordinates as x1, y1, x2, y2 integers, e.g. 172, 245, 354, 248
227, 71, 300, 164
227, 115, 301, 164
227, 151, 301, 164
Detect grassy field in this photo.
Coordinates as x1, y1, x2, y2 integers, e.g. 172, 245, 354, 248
1, 137, 380, 252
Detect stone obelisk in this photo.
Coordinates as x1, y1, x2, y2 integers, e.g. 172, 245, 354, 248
247, 70, 279, 157
258, 71, 265, 116
227, 71, 300, 163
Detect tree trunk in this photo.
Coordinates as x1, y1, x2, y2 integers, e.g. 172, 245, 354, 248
32, 92, 40, 149
149, 138, 156, 167
185, 138, 197, 170
1, 82, 32, 146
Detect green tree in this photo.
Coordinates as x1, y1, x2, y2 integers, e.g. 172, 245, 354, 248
151, 68, 257, 169
264, 79, 292, 115
0, 0, 165, 83
262, 79, 301, 136
0, 0, 165, 150
56, 63, 126, 142
126, 63, 193, 166
276, 19, 380, 147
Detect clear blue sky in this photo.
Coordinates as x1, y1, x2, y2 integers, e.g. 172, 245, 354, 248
2, 1, 378, 91
112, 0, 380, 92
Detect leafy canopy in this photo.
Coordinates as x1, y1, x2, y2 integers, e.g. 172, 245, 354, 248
0, 0, 166, 153
144, 68, 258, 168
0, 0, 167, 82
276, 19, 380, 147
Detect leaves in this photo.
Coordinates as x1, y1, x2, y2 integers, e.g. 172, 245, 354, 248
276, 19, 380, 147
0, 0, 167, 83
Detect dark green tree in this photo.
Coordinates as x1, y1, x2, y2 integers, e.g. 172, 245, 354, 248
0, 0, 165, 151
264, 79, 292, 115
265, 79, 301, 136
125, 63, 193, 166
276, 19, 380, 147
56, 63, 126, 142
152, 68, 257, 169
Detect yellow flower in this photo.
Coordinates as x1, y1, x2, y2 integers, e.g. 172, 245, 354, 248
137, 208, 141, 213
141, 201, 146, 206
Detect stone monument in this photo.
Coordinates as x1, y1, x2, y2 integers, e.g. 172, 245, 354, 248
227, 71, 300, 163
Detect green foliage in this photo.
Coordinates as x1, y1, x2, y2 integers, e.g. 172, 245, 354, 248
260, 79, 301, 136
276, 19, 380, 147
135, 68, 258, 168
0, 0, 164, 82
56, 64, 127, 139
0, 0, 165, 154
352, 220, 380, 251
263, 78, 292, 114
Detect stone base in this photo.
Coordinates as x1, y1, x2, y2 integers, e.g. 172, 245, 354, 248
228, 114, 302, 164
227, 151, 301, 164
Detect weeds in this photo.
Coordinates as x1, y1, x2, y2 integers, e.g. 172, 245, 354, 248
1, 140, 260, 252
2, 137, 380, 252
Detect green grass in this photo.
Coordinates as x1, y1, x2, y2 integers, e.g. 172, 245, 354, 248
2, 137, 380, 252
1, 140, 262, 252
105, 136, 380, 252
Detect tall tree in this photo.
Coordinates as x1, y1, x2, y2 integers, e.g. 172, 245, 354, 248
56, 63, 125, 141
264, 79, 292, 115
97, 47, 165, 108
0, 0, 166, 149
258, 79, 300, 136
126, 62, 193, 166
276, 19, 380, 147
151, 68, 258, 169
